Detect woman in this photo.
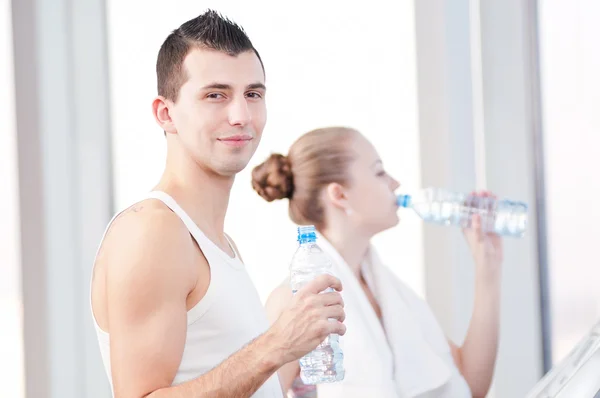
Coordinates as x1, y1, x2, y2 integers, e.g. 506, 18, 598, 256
251, 127, 503, 398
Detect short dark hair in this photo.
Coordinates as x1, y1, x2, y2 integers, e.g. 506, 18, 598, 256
156, 10, 264, 102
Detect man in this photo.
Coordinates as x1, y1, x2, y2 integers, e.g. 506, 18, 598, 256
91, 10, 346, 398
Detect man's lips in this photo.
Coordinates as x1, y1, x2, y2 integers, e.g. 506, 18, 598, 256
218, 134, 253, 141
217, 134, 253, 146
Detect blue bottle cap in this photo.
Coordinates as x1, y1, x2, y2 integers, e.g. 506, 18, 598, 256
297, 225, 317, 243
396, 194, 412, 208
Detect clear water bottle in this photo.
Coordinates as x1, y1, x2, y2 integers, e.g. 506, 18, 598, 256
396, 187, 528, 237
289, 225, 345, 385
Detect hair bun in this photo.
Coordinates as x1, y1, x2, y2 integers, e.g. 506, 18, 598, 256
251, 153, 294, 202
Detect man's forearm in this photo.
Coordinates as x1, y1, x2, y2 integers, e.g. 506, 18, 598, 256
147, 332, 283, 398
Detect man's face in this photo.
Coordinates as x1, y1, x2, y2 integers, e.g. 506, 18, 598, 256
167, 48, 266, 176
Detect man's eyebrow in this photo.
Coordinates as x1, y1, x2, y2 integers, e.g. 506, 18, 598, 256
199, 82, 266, 91
247, 83, 266, 91
200, 83, 232, 90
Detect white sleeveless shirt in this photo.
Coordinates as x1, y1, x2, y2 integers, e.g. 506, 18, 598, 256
91, 191, 283, 397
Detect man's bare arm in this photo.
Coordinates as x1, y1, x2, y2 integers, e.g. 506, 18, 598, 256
147, 332, 282, 397
104, 207, 345, 398
105, 207, 198, 397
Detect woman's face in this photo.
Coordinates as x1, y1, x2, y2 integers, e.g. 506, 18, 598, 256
342, 134, 401, 236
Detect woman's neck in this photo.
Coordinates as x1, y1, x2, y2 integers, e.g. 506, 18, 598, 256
319, 226, 370, 278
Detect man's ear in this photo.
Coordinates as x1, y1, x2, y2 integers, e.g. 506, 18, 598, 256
152, 96, 176, 134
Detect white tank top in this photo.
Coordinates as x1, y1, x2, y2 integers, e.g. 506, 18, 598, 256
91, 191, 283, 397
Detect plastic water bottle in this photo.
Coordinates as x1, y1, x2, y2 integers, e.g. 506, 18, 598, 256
289, 225, 345, 385
396, 187, 528, 237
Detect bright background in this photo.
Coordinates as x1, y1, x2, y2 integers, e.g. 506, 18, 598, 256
2, 0, 599, 397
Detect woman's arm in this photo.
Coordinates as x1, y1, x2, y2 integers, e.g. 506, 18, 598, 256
265, 281, 302, 393
451, 204, 504, 398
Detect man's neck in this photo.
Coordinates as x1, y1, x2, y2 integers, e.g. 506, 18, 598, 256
155, 148, 235, 252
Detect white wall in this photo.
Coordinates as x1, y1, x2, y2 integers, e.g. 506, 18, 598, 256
11, 0, 114, 395
0, 0, 24, 396
538, 0, 600, 365
107, 0, 424, 302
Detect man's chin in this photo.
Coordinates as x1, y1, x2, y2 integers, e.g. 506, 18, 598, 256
215, 160, 251, 177
215, 147, 258, 176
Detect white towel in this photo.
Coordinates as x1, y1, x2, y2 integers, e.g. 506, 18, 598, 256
314, 234, 471, 398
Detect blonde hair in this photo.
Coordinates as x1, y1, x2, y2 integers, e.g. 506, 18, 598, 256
251, 127, 358, 227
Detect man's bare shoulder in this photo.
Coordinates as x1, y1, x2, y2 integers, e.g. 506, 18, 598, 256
98, 199, 197, 284
92, 199, 202, 332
